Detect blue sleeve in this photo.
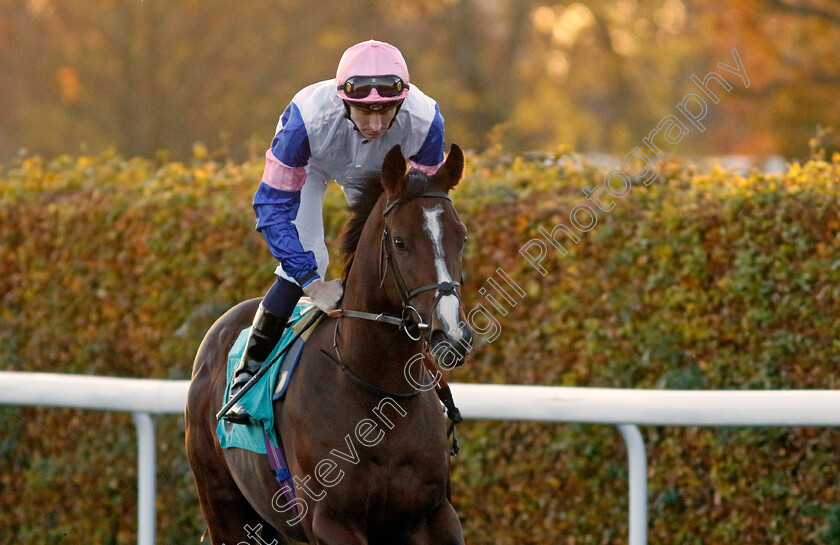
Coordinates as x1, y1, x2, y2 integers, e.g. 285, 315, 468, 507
271, 103, 311, 168
409, 104, 445, 167
253, 101, 318, 285
253, 184, 319, 285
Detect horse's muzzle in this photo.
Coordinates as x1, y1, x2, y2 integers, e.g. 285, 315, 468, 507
428, 325, 473, 371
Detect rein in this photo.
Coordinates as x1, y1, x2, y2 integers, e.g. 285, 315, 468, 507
320, 348, 421, 399
326, 280, 459, 341
324, 318, 428, 398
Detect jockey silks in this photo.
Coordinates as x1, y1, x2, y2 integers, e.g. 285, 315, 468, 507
253, 79, 446, 287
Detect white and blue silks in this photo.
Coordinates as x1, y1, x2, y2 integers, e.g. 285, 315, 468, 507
254, 80, 446, 287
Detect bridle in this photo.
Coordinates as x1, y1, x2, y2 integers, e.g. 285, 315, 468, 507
380, 191, 461, 341
323, 189, 463, 398
328, 190, 462, 346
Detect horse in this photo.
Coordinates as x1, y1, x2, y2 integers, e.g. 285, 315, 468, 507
186, 143, 472, 545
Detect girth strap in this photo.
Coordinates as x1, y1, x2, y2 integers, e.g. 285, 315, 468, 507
263, 433, 299, 517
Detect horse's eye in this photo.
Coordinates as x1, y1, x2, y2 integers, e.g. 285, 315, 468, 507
393, 236, 407, 251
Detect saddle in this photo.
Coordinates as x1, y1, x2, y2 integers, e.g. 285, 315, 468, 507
216, 299, 321, 453
215, 298, 462, 458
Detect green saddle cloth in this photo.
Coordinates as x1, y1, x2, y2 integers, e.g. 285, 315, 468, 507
215, 300, 319, 453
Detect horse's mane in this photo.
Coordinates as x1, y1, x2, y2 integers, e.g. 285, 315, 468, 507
340, 169, 433, 280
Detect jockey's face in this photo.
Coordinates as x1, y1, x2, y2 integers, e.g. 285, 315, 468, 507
347, 102, 399, 140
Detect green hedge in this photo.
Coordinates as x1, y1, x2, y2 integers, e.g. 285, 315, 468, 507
1, 148, 839, 544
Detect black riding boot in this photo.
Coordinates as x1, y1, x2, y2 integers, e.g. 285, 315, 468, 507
222, 304, 288, 424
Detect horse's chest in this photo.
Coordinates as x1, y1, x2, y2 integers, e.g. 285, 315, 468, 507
320, 441, 448, 519
355, 460, 447, 518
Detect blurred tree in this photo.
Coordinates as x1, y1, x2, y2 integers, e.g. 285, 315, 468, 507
0, 0, 350, 159
694, 0, 840, 156
512, 0, 706, 152
0, 0, 837, 161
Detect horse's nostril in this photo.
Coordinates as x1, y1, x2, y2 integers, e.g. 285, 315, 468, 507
430, 329, 448, 348
461, 325, 473, 347
428, 328, 471, 371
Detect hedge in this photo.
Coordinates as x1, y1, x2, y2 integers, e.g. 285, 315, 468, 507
1, 148, 839, 544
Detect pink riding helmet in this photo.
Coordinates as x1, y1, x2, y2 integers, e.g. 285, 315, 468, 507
336, 40, 410, 104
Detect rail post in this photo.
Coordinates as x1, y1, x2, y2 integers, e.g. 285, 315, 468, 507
132, 412, 156, 545
618, 424, 647, 545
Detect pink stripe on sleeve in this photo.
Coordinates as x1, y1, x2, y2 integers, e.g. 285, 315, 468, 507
409, 160, 443, 176
263, 150, 307, 191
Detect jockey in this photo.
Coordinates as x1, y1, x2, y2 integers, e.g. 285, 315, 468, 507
223, 40, 447, 423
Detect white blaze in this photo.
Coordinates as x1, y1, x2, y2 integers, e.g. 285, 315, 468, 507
423, 205, 463, 341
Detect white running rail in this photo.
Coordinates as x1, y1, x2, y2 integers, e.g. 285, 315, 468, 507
2, 372, 840, 545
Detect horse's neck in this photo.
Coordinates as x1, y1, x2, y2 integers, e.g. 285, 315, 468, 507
337, 258, 422, 386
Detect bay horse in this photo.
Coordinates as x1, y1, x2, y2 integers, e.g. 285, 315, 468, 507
186, 144, 472, 544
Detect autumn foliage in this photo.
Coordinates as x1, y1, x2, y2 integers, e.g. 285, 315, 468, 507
2, 148, 840, 543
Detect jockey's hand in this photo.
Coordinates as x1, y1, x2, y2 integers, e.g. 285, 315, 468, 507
302, 279, 344, 312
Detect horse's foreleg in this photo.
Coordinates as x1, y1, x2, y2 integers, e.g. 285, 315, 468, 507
310, 504, 368, 545
187, 397, 286, 544
403, 501, 465, 545
188, 430, 285, 544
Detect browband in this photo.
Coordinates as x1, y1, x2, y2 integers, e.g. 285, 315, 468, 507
383, 191, 451, 216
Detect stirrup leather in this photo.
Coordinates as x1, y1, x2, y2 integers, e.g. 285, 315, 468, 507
222, 304, 288, 422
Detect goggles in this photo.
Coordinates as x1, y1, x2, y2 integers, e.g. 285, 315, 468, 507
339, 75, 408, 100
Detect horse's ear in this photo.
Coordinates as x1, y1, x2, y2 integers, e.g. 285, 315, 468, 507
381, 145, 407, 196
434, 144, 465, 191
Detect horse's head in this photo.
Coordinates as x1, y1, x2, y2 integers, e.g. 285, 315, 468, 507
376, 144, 473, 369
